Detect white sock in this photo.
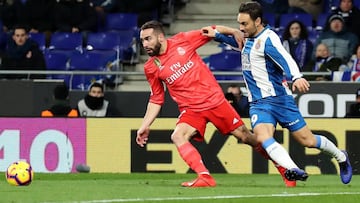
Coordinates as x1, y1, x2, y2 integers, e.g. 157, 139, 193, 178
315, 135, 346, 163
262, 137, 298, 169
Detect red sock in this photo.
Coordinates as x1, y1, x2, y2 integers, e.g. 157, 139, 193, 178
177, 142, 209, 174
254, 143, 270, 160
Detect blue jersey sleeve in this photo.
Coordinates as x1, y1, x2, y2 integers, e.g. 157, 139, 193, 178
214, 33, 239, 48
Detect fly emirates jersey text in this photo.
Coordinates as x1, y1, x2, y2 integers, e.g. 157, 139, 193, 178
165, 60, 194, 84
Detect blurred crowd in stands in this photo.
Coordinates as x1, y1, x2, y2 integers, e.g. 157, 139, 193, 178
0, 0, 359, 85
0, 0, 188, 89
256, 0, 360, 81
210, 0, 360, 82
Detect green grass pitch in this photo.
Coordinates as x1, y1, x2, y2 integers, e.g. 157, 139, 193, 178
1, 173, 359, 203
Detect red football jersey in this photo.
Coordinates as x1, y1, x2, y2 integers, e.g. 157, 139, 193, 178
144, 30, 226, 112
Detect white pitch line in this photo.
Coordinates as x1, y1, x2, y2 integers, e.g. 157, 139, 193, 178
45, 192, 360, 203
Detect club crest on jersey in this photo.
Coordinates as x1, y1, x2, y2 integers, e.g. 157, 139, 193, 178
177, 47, 186, 55
154, 58, 164, 70
255, 39, 261, 49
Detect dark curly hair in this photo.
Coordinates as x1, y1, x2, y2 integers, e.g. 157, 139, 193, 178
282, 20, 309, 41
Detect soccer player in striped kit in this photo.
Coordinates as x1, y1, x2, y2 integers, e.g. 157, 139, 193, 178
202, 1, 352, 185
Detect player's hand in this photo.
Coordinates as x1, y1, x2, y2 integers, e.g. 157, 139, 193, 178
292, 78, 310, 93
136, 127, 150, 147
201, 26, 216, 37
233, 30, 247, 49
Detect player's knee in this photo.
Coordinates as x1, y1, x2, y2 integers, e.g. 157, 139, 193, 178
170, 131, 189, 144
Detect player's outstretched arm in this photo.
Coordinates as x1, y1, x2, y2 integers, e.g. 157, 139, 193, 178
215, 25, 239, 35
201, 25, 245, 49
136, 102, 162, 147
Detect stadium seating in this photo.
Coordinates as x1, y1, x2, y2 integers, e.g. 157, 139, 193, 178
29, 32, 46, 51
85, 32, 122, 86
279, 13, 313, 31
316, 13, 329, 30
103, 13, 139, 63
105, 13, 138, 32
116, 30, 138, 63
68, 51, 115, 90
308, 29, 321, 45
44, 51, 70, 85
323, 0, 338, 13
263, 12, 276, 29
208, 50, 242, 80
0, 31, 8, 51
48, 32, 83, 57
86, 32, 120, 51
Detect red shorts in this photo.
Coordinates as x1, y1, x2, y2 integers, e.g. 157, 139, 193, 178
177, 100, 244, 141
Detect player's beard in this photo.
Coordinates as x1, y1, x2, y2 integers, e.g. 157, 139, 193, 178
246, 27, 257, 38
147, 42, 161, 57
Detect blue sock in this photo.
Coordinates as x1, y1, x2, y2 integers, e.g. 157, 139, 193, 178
314, 134, 321, 148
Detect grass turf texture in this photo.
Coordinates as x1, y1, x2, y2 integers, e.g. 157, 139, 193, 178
1, 173, 359, 203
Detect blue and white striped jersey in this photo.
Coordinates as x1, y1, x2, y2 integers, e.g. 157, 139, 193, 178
215, 26, 303, 102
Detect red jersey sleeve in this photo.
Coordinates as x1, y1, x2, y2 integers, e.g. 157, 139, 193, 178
144, 59, 165, 105
181, 30, 212, 50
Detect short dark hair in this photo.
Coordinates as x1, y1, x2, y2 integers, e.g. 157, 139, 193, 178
53, 84, 69, 100
89, 82, 104, 92
238, 2, 263, 23
140, 20, 165, 35
12, 24, 29, 34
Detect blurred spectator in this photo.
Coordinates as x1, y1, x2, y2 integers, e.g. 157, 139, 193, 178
41, 83, 79, 117
225, 84, 249, 118
8, 0, 54, 34
77, 82, 120, 117
90, 0, 116, 25
331, 0, 360, 38
90, 0, 115, 12
0, 0, 13, 32
0, 25, 46, 79
288, 0, 324, 20
345, 88, 360, 118
313, 14, 358, 63
344, 44, 360, 71
304, 43, 342, 81
282, 20, 313, 71
53, 0, 98, 33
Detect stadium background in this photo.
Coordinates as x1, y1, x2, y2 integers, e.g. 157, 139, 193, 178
0, 80, 359, 176
0, 117, 359, 175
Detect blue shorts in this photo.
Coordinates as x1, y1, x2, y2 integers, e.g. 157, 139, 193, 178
249, 95, 306, 132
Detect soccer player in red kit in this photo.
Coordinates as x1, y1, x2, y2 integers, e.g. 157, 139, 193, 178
136, 20, 288, 187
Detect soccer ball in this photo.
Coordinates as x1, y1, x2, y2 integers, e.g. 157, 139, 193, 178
5, 161, 34, 186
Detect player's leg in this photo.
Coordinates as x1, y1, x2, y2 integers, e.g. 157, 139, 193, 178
291, 126, 352, 184
252, 123, 307, 181
173, 111, 216, 187
280, 95, 352, 184
230, 123, 296, 186
251, 99, 308, 183
211, 101, 296, 186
